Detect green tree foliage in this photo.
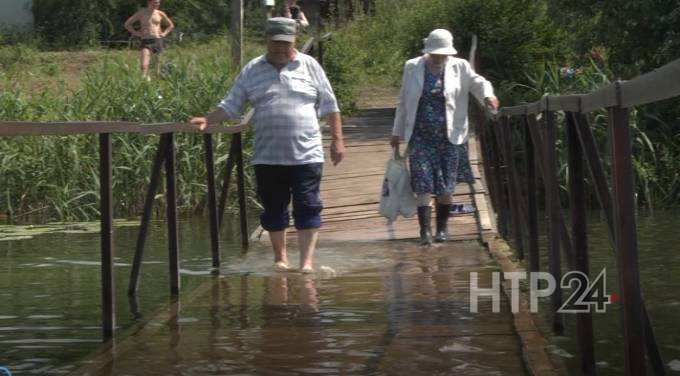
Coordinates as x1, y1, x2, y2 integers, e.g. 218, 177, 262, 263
31, 0, 232, 48
550, 0, 680, 77
323, 0, 565, 108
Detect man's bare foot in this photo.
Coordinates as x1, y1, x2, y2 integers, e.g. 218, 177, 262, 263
300, 265, 314, 274
274, 261, 291, 272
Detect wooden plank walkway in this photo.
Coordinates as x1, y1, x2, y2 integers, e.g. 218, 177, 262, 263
250, 107, 495, 244
73, 108, 539, 375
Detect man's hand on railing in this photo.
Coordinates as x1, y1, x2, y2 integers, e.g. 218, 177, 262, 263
188, 117, 247, 133
189, 108, 233, 132
189, 116, 209, 131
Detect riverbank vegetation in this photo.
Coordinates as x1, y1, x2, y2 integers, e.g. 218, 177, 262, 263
1, 37, 265, 222
1, 0, 679, 222
322, 0, 680, 210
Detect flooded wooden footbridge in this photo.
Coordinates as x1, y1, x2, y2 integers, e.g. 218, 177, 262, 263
72, 106, 539, 376
3, 17, 680, 373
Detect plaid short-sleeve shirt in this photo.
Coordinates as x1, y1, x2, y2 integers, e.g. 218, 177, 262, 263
218, 51, 340, 165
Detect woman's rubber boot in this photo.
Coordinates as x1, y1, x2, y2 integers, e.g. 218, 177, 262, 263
434, 203, 451, 242
417, 206, 433, 246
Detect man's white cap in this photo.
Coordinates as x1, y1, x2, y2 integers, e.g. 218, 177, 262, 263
422, 29, 457, 55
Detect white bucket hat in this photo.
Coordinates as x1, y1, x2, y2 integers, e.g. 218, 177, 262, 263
422, 29, 457, 55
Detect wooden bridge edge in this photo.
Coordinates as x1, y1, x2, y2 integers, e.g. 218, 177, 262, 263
472, 133, 568, 376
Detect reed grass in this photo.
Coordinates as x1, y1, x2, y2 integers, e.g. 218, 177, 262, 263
1, 38, 264, 222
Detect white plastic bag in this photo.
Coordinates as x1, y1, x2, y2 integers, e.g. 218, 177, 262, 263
379, 149, 417, 222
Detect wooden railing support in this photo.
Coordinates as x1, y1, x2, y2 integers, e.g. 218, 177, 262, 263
608, 103, 646, 375
544, 109, 564, 335
234, 133, 249, 247
489, 120, 510, 237
526, 115, 575, 267
499, 116, 525, 259
217, 142, 237, 227
128, 136, 167, 296
165, 133, 180, 296
523, 115, 539, 273
572, 112, 665, 375
566, 112, 596, 375
99, 133, 115, 339
204, 134, 221, 271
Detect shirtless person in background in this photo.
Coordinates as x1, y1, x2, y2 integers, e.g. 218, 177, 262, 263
125, 0, 174, 78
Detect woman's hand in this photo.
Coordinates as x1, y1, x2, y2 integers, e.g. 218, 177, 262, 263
390, 135, 401, 149
484, 96, 500, 111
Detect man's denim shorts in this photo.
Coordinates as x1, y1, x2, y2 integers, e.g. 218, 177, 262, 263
254, 163, 324, 231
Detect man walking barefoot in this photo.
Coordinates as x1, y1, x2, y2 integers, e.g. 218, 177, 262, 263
190, 18, 345, 273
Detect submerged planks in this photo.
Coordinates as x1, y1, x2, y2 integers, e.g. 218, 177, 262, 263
252, 108, 492, 243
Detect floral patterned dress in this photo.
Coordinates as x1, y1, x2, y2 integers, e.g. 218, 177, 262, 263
408, 69, 474, 195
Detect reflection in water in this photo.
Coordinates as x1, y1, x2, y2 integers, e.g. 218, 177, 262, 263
534, 211, 680, 375
127, 294, 142, 322
264, 274, 319, 313
79, 241, 526, 375
2, 217, 534, 375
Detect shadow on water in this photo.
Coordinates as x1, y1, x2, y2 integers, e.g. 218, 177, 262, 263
534, 210, 680, 375
1, 218, 528, 375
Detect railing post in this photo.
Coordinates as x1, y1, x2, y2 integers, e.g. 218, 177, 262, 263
234, 133, 249, 247
574, 112, 665, 375
500, 116, 524, 259
608, 100, 646, 375
566, 112, 595, 375
523, 115, 539, 273
544, 108, 564, 335
527, 114, 575, 268
573, 113, 616, 243
489, 120, 509, 237
164, 133, 180, 296
230, 0, 243, 67
479, 119, 499, 216
99, 133, 115, 339
204, 134, 221, 271
128, 136, 167, 296
218, 139, 237, 227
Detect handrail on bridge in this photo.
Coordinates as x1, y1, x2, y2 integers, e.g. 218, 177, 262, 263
0, 34, 324, 340
479, 57, 680, 375
499, 57, 680, 116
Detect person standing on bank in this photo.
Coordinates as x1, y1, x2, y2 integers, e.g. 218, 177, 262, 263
284, 0, 310, 29
124, 0, 174, 78
190, 18, 345, 273
391, 29, 499, 245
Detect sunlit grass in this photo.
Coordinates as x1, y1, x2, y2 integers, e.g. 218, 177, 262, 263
0, 37, 263, 222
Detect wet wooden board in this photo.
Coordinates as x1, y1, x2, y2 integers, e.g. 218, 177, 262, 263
72, 242, 526, 376
250, 108, 492, 244
70, 102, 535, 376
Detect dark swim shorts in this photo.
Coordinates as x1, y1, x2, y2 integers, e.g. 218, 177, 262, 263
141, 38, 164, 54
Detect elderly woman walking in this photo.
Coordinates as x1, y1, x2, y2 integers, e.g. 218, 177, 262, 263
391, 29, 499, 245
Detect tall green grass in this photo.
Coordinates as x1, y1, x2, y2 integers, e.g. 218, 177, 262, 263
324, 0, 680, 209
0, 38, 263, 222
503, 57, 680, 209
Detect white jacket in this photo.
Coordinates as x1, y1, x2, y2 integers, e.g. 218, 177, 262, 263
392, 55, 495, 145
